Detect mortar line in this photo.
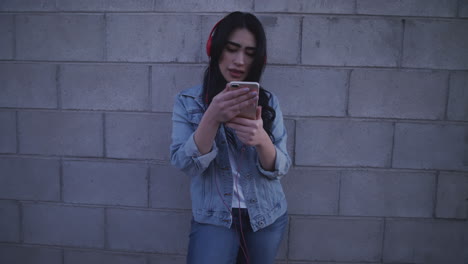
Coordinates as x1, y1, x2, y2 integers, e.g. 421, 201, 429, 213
398, 18, 406, 68
1, 11, 468, 20
354, 0, 358, 14
61, 248, 65, 264
389, 122, 396, 168
56, 64, 62, 109
345, 69, 352, 117
337, 170, 342, 215
15, 110, 20, 154
103, 13, 108, 61
148, 65, 153, 111
12, 14, 17, 60
102, 113, 107, 157
380, 217, 386, 262
104, 207, 109, 249
298, 16, 304, 64
19, 201, 24, 243
433, 171, 440, 218
457, 0, 462, 17
147, 164, 151, 208
59, 157, 64, 202
444, 72, 452, 121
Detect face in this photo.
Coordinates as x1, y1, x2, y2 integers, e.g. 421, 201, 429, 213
218, 28, 256, 82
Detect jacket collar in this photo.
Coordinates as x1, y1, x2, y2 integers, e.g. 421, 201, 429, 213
180, 84, 205, 109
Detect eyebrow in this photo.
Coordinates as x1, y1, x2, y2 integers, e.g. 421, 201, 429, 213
227, 41, 256, 51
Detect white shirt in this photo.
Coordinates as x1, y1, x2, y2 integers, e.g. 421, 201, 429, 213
228, 145, 247, 208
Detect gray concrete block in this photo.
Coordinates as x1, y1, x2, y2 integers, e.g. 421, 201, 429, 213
289, 217, 383, 261
340, 170, 436, 217
65, 249, 146, 264
63, 160, 148, 207
107, 14, 201, 63
57, 0, 153, 11
150, 164, 190, 209
436, 172, 468, 219
152, 64, 205, 112
149, 255, 186, 264
18, 111, 103, 157
403, 20, 468, 70
259, 15, 301, 64
61, 64, 149, 111
0, 111, 16, 153
461, 0, 468, 17
0, 200, 20, 242
16, 14, 105, 61
0, 15, 14, 59
0, 0, 56, 11
296, 119, 393, 167
107, 208, 191, 254
153, 0, 253, 12
0, 63, 57, 108
447, 72, 468, 121
284, 119, 295, 164
282, 168, 339, 215
201, 15, 225, 63
357, 0, 458, 17
302, 17, 401, 67
393, 123, 468, 171
255, 0, 355, 13
0, 245, 62, 264
23, 203, 105, 247
262, 66, 348, 116
349, 69, 447, 119
383, 219, 468, 263
106, 113, 171, 160
0, 157, 60, 201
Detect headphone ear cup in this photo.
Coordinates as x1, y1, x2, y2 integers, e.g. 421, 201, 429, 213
206, 35, 212, 57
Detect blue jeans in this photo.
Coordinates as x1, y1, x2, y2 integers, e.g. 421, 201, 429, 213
186, 208, 288, 264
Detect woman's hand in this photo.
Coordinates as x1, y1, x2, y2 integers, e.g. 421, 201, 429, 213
225, 106, 269, 147
205, 84, 258, 124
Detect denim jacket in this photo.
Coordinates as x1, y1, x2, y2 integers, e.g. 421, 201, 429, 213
170, 85, 291, 232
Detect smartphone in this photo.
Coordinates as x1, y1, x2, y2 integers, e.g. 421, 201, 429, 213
228, 81, 260, 120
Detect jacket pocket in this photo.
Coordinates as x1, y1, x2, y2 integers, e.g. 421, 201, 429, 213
187, 109, 204, 127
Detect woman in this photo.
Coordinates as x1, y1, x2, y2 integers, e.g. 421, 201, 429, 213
170, 11, 291, 264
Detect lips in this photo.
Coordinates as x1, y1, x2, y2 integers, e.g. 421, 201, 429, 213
228, 69, 244, 79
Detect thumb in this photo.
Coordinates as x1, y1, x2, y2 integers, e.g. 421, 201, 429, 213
256, 106, 262, 120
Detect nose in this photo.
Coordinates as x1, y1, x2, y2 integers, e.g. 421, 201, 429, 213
233, 51, 245, 66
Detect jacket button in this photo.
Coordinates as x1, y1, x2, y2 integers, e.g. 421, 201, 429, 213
249, 199, 257, 203
258, 221, 265, 227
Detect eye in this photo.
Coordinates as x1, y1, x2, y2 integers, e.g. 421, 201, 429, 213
245, 51, 255, 57
225, 45, 238, 53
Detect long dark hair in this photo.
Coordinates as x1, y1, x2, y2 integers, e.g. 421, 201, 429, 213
203, 12, 276, 141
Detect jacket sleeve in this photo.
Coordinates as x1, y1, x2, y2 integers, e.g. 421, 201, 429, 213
256, 93, 292, 180
170, 94, 218, 176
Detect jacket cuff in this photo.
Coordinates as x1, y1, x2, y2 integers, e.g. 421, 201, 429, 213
256, 147, 288, 180
184, 132, 218, 170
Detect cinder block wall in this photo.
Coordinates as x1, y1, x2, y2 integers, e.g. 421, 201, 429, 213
1, 1, 467, 263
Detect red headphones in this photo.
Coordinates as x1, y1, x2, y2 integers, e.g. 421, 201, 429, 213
205, 18, 267, 64
206, 19, 222, 57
